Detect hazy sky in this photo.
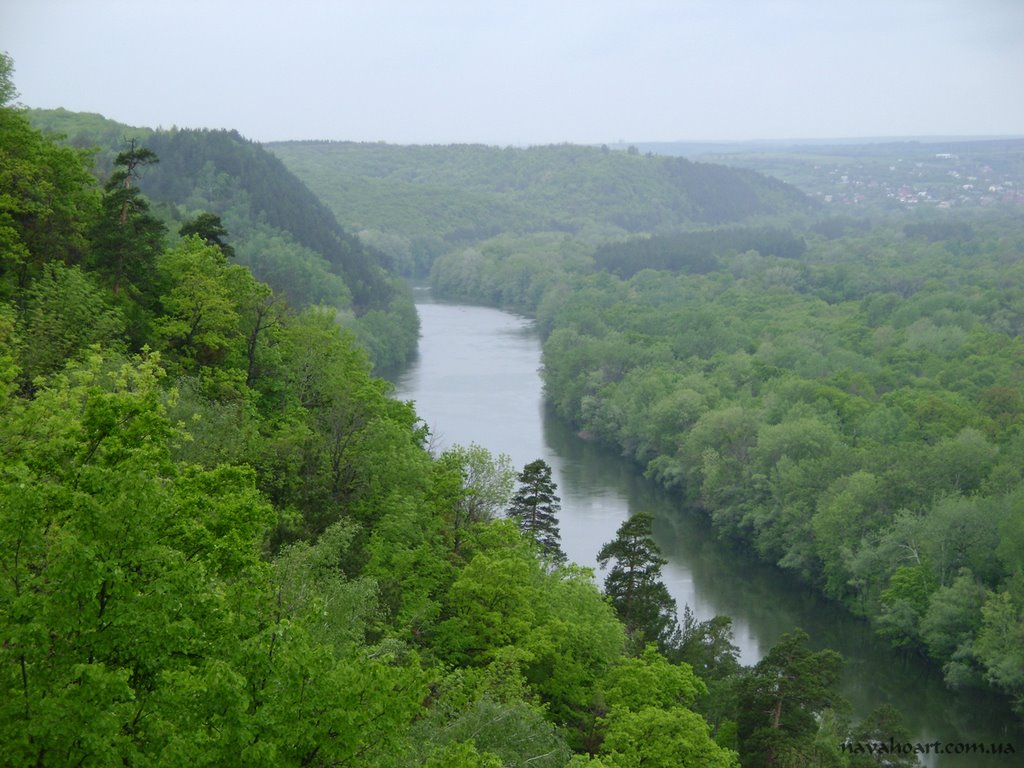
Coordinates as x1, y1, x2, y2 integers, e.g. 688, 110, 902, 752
4, 0, 1023, 145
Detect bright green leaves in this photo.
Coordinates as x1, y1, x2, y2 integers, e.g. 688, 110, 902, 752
0, 351, 265, 762
436, 523, 625, 733
603, 645, 706, 712
599, 705, 740, 768
154, 236, 243, 374
167, 463, 274, 576
437, 524, 547, 664
595, 646, 736, 768
0, 345, 438, 764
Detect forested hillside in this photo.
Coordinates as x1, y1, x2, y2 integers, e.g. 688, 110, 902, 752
267, 140, 815, 278
28, 109, 417, 370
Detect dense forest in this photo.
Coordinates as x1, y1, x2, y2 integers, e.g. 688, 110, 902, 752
0, 51, 937, 767
426, 189, 1024, 717
27, 109, 418, 371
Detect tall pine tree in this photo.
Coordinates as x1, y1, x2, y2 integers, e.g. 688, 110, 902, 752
89, 139, 165, 298
507, 459, 566, 564
597, 512, 679, 650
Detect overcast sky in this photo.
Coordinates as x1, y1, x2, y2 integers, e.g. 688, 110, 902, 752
4, 0, 1023, 145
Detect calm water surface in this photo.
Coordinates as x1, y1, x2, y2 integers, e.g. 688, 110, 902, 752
392, 293, 1022, 766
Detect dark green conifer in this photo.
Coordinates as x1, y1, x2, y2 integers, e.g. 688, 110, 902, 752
597, 512, 678, 649
179, 212, 235, 259
89, 139, 165, 298
507, 458, 566, 564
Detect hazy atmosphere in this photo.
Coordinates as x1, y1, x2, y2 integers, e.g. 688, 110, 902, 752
4, 0, 1023, 145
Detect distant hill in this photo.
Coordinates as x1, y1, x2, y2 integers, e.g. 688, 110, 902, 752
265, 141, 815, 274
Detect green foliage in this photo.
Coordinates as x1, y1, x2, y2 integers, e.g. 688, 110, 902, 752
599, 705, 740, 768
0, 352, 270, 763
3, 57, 1001, 761
141, 128, 395, 315
154, 236, 243, 374
602, 644, 706, 711
16, 263, 125, 385
410, 696, 571, 768
88, 140, 166, 298
974, 574, 1024, 714
0, 101, 99, 296
28, 111, 418, 369
596, 645, 737, 767
0, 51, 16, 106
593, 226, 806, 278
845, 704, 921, 768
674, 607, 742, 681
432, 443, 515, 557
179, 211, 235, 258
436, 524, 625, 732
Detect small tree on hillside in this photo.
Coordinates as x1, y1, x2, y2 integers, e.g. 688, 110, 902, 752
180, 212, 236, 260
507, 458, 566, 564
597, 511, 679, 650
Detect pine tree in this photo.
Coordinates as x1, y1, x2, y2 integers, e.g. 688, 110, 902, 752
180, 212, 236, 259
736, 629, 844, 768
89, 139, 165, 297
597, 512, 679, 649
507, 458, 566, 564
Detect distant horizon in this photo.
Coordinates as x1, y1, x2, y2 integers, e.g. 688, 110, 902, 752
6, 1, 1023, 149
31, 105, 1023, 150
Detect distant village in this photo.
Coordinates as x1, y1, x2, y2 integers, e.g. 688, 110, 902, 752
704, 139, 1024, 212
817, 152, 1024, 209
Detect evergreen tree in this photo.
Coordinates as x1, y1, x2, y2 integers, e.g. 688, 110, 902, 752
736, 629, 844, 768
89, 139, 165, 297
179, 212, 236, 259
597, 512, 679, 649
508, 459, 566, 564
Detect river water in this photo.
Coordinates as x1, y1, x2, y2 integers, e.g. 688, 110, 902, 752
392, 292, 1022, 765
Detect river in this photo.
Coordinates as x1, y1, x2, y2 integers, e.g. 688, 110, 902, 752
392, 292, 1022, 765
